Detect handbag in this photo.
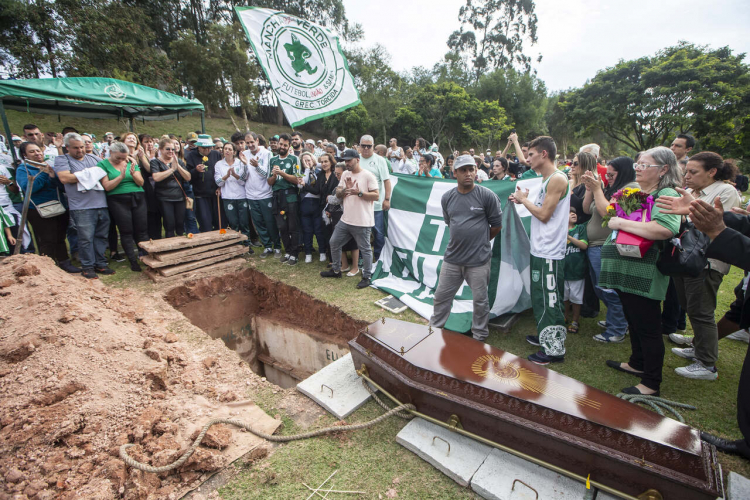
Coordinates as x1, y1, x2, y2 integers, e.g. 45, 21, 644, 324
172, 169, 193, 210
23, 163, 67, 218
656, 220, 710, 278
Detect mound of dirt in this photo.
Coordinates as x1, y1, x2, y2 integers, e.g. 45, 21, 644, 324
0, 254, 276, 499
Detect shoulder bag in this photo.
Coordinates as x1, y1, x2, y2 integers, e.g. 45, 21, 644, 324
656, 218, 710, 278
23, 162, 67, 218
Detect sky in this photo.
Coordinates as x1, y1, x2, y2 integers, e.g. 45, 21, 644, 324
342, 0, 750, 92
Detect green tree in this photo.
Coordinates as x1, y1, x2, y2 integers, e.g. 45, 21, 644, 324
322, 104, 371, 143
447, 0, 539, 82
465, 99, 511, 152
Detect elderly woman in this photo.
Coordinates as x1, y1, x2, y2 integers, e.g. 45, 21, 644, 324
655, 152, 741, 380
569, 151, 597, 224
582, 157, 638, 343
149, 137, 191, 238
15, 142, 79, 273
600, 146, 682, 396
214, 142, 250, 243
97, 141, 147, 271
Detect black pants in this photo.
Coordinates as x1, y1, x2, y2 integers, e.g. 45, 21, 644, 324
617, 290, 665, 391
147, 210, 162, 240
26, 209, 70, 263
274, 201, 299, 256
194, 195, 219, 232
580, 270, 600, 318
158, 199, 185, 238
108, 192, 148, 263
661, 277, 687, 333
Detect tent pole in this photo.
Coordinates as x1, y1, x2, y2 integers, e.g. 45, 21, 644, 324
201, 111, 206, 134
0, 101, 17, 164
128, 117, 134, 132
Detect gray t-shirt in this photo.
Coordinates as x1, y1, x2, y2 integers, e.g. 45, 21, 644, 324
441, 185, 503, 267
53, 153, 108, 210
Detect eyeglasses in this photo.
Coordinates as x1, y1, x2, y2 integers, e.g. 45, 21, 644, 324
572, 161, 579, 166
634, 163, 663, 171
163, 148, 175, 151
605, 173, 616, 179
360, 144, 373, 149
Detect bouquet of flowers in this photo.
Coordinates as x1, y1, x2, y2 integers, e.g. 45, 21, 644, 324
602, 187, 656, 258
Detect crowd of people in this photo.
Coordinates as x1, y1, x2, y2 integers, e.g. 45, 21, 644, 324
1, 124, 750, 457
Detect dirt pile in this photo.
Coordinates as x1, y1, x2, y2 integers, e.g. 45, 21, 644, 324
0, 254, 273, 499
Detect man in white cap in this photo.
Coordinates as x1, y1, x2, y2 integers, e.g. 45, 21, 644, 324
186, 134, 222, 232
304, 139, 316, 155
430, 154, 503, 342
336, 136, 346, 154
11, 135, 22, 160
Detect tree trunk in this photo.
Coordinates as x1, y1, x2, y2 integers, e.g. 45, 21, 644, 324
276, 104, 284, 126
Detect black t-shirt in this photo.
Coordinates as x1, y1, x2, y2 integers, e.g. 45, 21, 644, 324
507, 161, 523, 177
185, 149, 221, 197
569, 183, 592, 224
150, 158, 185, 202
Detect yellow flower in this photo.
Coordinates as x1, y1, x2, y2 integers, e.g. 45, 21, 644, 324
607, 204, 615, 211
202, 156, 208, 162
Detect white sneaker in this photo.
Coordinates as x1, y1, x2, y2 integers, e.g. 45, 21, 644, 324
274, 249, 282, 258
671, 347, 695, 360
675, 361, 718, 380
305, 254, 313, 263
597, 320, 607, 329
726, 329, 750, 343
319, 253, 327, 262
669, 333, 694, 345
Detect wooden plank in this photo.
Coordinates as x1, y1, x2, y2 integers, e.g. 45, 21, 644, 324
138, 230, 243, 253
143, 243, 246, 269
144, 258, 246, 283
153, 236, 247, 262
158, 245, 249, 277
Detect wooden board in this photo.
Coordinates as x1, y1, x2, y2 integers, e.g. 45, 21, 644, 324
153, 237, 247, 262
138, 230, 243, 253
142, 243, 246, 268
158, 245, 249, 277
144, 258, 246, 283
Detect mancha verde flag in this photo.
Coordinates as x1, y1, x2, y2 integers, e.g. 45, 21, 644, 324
236, 7, 361, 127
372, 174, 544, 333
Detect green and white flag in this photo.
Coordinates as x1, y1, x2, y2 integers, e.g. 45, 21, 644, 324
236, 7, 361, 127
372, 174, 544, 332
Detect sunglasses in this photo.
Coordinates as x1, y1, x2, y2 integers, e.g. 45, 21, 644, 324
572, 161, 579, 166
360, 144, 373, 149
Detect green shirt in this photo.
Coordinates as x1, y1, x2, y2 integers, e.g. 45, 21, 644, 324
360, 154, 390, 211
98, 159, 144, 196
270, 154, 299, 203
599, 188, 681, 301
564, 223, 588, 281
519, 168, 541, 180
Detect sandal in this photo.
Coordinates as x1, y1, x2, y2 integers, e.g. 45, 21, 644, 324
568, 321, 579, 334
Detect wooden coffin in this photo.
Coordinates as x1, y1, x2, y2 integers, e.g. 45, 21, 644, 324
349, 319, 722, 500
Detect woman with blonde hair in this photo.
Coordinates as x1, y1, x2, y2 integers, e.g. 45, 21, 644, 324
150, 137, 191, 238
569, 151, 597, 224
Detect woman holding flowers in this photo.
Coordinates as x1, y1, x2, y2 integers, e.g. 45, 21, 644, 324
582, 157, 637, 343
599, 146, 682, 396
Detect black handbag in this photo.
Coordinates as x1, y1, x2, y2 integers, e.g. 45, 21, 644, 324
656, 220, 710, 277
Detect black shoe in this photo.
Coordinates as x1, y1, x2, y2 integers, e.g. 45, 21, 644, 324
528, 351, 564, 365
130, 261, 142, 272
320, 269, 342, 278
250, 239, 262, 248
621, 386, 660, 397
82, 268, 98, 279
247, 247, 255, 255
95, 266, 116, 275
280, 254, 289, 264
58, 259, 81, 274
286, 256, 298, 266
526, 335, 540, 346
356, 277, 371, 289
701, 432, 750, 459
110, 252, 126, 263
606, 360, 644, 376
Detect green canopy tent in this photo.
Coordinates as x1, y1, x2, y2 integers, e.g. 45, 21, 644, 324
0, 77, 205, 162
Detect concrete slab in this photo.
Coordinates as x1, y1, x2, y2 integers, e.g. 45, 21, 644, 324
488, 313, 520, 333
296, 353, 372, 420
471, 448, 587, 500
727, 471, 748, 500
396, 418, 493, 487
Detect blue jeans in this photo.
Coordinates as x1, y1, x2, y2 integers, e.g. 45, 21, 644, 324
66, 213, 78, 255
70, 208, 110, 269
588, 245, 628, 337
300, 197, 326, 255
372, 210, 385, 261
183, 184, 199, 234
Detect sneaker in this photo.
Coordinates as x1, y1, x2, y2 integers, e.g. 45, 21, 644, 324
286, 256, 298, 266
675, 361, 718, 380
320, 269, 342, 278
526, 335, 540, 346
247, 247, 255, 255
274, 249, 282, 259
356, 277, 371, 289
130, 261, 142, 272
726, 329, 750, 343
305, 255, 313, 263
260, 248, 273, 259
95, 266, 116, 275
110, 252, 126, 263
528, 351, 565, 365
81, 268, 98, 280
669, 333, 694, 345
593, 333, 625, 343
280, 254, 290, 263
319, 253, 327, 262
58, 259, 81, 274
250, 239, 262, 248
671, 347, 695, 360
598, 320, 607, 329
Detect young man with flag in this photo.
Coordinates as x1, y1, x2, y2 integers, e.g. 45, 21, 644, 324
510, 136, 571, 365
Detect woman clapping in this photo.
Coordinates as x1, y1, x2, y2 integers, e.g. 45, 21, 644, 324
214, 142, 250, 244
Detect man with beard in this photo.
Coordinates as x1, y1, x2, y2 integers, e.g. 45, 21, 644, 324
267, 133, 302, 266
291, 132, 304, 157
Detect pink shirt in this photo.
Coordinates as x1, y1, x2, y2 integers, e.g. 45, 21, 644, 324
340, 169, 378, 227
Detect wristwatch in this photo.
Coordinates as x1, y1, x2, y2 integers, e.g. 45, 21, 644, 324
357, 191, 363, 198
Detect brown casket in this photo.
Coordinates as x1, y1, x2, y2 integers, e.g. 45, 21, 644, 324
349, 319, 722, 500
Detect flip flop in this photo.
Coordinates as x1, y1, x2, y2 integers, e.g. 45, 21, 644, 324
606, 360, 644, 376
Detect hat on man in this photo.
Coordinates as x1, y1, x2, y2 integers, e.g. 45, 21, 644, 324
453, 155, 475, 170
340, 148, 360, 160
187, 132, 199, 143
271, 135, 280, 141
336, 136, 346, 144
11, 135, 22, 142
195, 134, 214, 148
305, 139, 315, 145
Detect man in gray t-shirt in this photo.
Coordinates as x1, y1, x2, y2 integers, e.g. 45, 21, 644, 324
430, 155, 502, 341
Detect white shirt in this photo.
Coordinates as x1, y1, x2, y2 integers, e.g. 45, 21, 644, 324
0, 164, 13, 207
214, 158, 248, 199
398, 158, 417, 175
242, 148, 273, 200
530, 170, 571, 260
476, 169, 489, 181
43, 144, 58, 162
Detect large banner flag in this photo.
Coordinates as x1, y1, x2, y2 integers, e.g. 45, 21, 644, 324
236, 7, 361, 128
372, 174, 544, 333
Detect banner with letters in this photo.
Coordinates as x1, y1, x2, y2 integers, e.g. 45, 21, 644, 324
372, 174, 543, 333
236, 7, 361, 127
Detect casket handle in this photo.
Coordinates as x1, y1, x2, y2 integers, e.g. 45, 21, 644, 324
512, 479, 538, 500
432, 436, 450, 456
321, 384, 334, 398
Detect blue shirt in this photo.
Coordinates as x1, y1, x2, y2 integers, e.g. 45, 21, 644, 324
15, 162, 66, 207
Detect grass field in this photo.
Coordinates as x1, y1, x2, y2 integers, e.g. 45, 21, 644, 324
95, 242, 750, 498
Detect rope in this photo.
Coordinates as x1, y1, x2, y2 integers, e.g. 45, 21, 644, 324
120, 379, 415, 473
616, 393, 696, 423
